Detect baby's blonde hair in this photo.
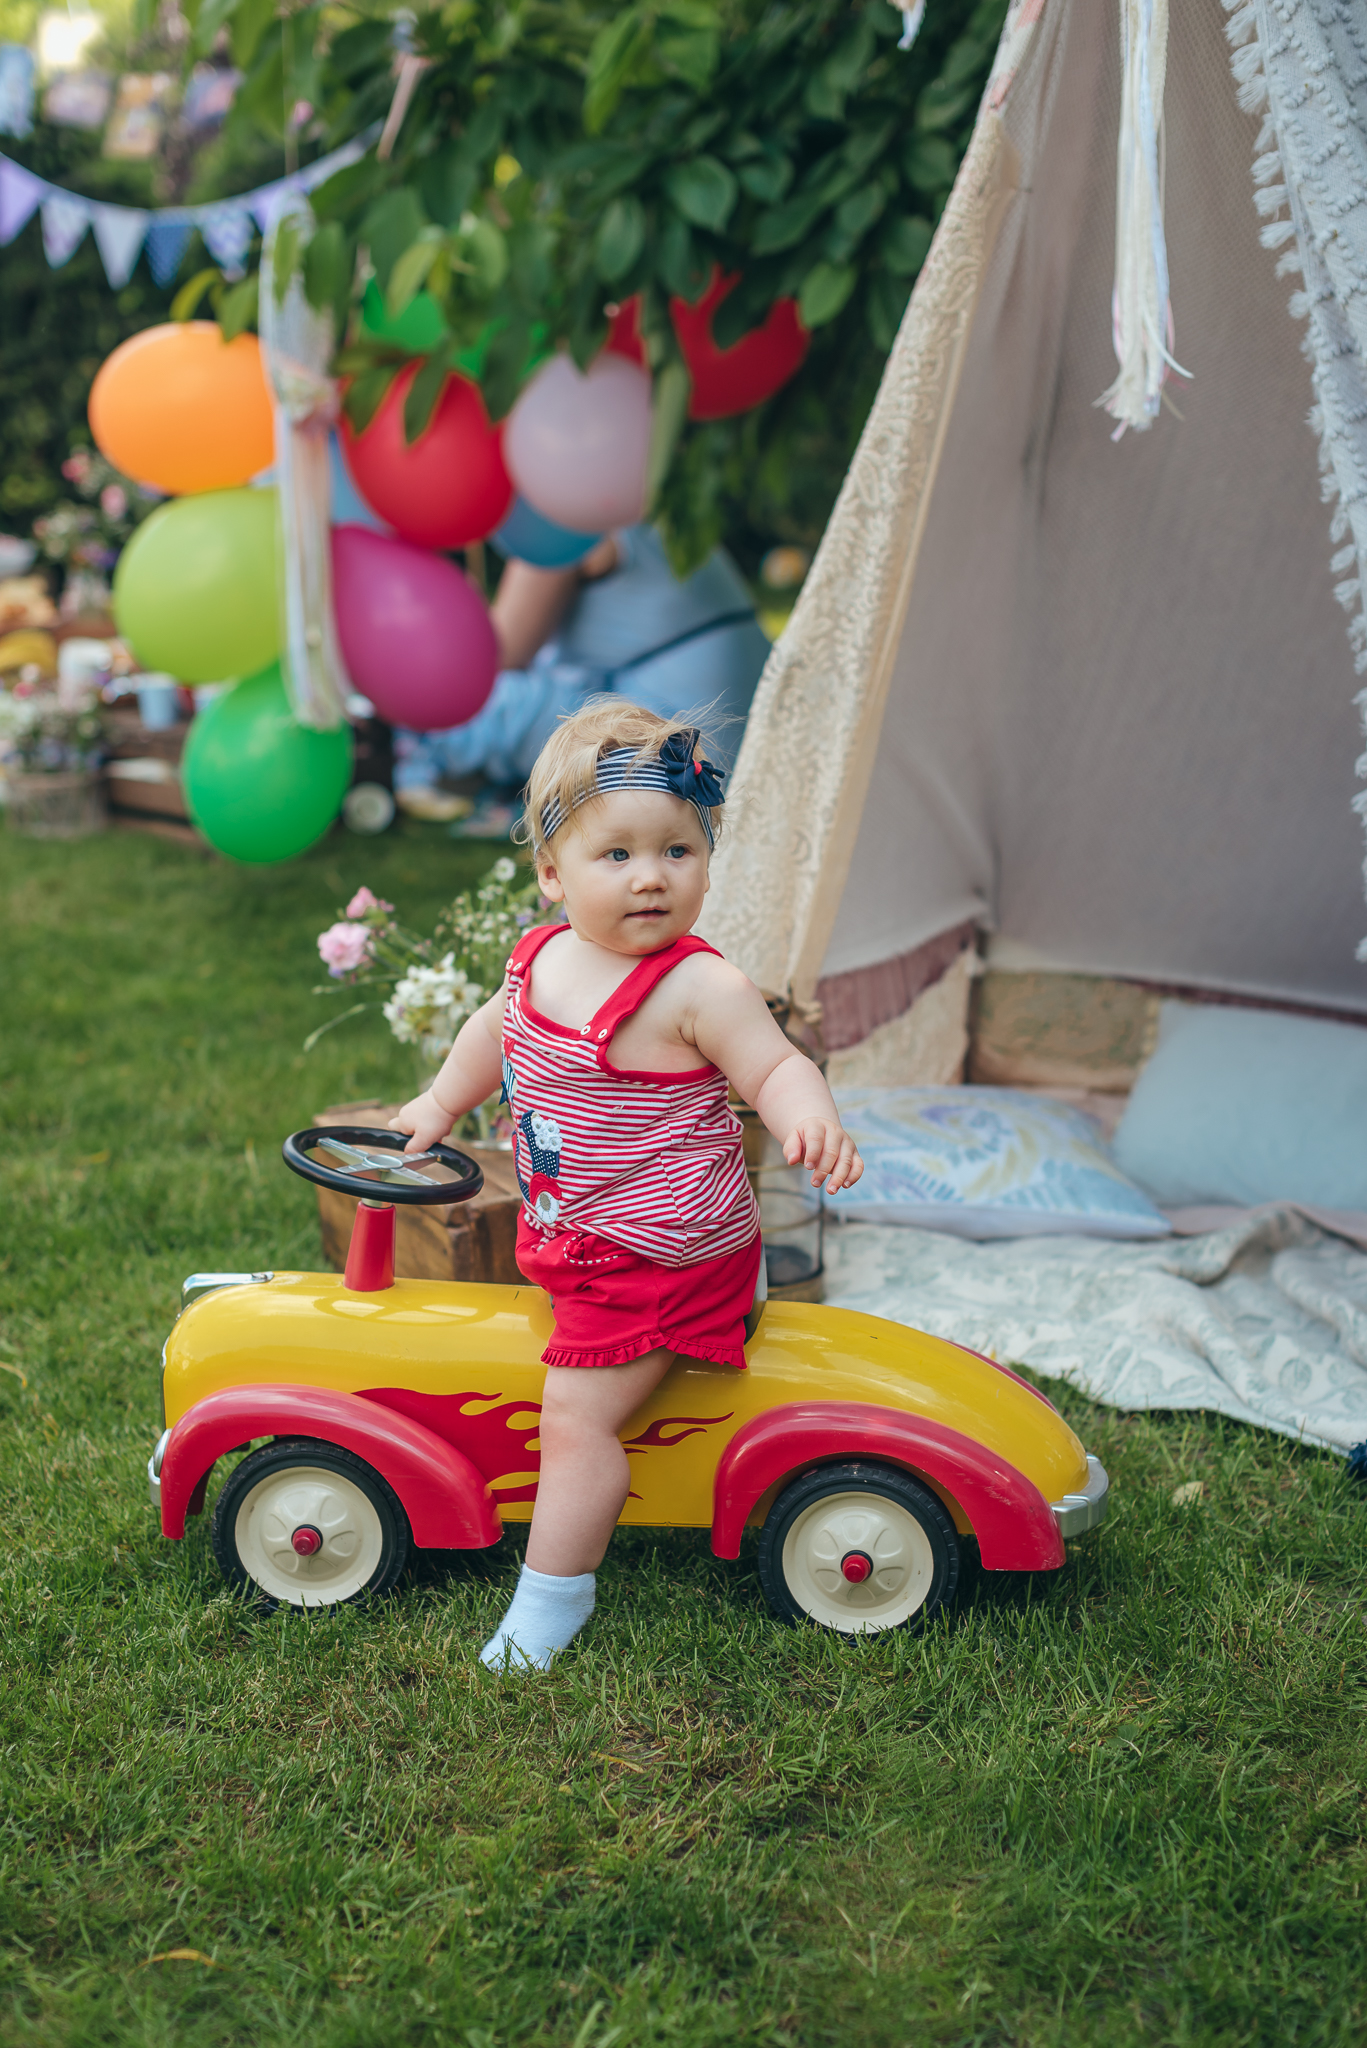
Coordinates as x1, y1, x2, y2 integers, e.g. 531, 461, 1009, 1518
516, 697, 724, 864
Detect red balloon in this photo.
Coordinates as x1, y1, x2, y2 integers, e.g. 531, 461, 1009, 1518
332, 525, 498, 732
670, 269, 809, 422
340, 364, 514, 549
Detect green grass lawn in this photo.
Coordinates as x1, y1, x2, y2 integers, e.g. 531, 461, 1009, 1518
2, 823, 1365, 2048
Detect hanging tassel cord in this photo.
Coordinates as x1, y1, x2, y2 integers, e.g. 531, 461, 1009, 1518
1099, 0, 1190, 438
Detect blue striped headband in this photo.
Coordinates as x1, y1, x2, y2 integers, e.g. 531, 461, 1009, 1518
539, 729, 725, 850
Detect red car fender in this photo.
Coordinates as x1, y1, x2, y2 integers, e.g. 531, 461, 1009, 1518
710, 1402, 1065, 1572
159, 1383, 502, 1549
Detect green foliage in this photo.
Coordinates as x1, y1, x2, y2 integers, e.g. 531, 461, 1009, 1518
210, 0, 1005, 571
3, 829, 1367, 2044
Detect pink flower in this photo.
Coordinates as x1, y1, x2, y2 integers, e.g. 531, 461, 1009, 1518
345, 886, 392, 918
317, 921, 374, 977
100, 484, 127, 521
61, 454, 91, 485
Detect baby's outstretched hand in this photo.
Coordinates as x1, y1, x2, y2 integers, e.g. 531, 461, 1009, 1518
783, 1118, 863, 1194
389, 1090, 456, 1156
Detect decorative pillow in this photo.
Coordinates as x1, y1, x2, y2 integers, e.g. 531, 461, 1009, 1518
828, 1085, 1169, 1239
1113, 1001, 1367, 1210
968, 970, 1159, 1092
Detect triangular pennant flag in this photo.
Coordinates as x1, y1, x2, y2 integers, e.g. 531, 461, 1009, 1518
91, 201, 148, 289
251, 177, 301, 234
0, 154, 43, 243
41, 189, 89, 268
144, 218, 190, 285
200, 204, 251, 278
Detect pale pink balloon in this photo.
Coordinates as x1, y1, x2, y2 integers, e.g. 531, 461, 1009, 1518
332, 525, 498, 733
505, 352, 652, 533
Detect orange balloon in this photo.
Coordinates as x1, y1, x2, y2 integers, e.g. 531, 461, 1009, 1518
88, 323, 275, 495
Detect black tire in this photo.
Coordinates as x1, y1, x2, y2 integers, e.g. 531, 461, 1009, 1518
757, 1461, 961, 1635
210, 1438, 411, 1612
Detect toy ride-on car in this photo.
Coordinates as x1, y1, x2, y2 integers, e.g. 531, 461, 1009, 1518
147, 1128, 1109, 1634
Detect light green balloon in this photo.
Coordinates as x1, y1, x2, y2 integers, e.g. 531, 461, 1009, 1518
182, 660, 353, 864
113, 487, 281, 684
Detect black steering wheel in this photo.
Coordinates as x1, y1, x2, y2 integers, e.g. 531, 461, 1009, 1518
282, 1127, 485, 1205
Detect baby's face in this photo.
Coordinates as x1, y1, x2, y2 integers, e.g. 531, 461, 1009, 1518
537, 789, 710, 955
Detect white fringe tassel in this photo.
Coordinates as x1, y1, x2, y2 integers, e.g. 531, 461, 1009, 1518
1221, 0, 1367, 953
1098, 0, 1190, 436
260, 198, 351, 733
897, 2, 926, 51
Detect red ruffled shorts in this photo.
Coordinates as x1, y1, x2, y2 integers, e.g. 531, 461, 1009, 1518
516, 1218, 763, 1372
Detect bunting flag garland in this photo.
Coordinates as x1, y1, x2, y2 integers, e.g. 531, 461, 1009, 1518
91, 201, 149, 289
0, 125, 376, 290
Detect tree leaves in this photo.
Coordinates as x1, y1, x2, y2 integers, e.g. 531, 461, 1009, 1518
798, 261, 856, 329
218, 274, 259, 342
881, 214, 934, 275
584, 10, 654, 135
303, 222, 351, 321
595, 196, 647, 283
210, 0, 1005, 570
663, 156, 737, 232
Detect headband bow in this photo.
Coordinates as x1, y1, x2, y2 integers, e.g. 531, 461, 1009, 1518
539, 728, 725, 849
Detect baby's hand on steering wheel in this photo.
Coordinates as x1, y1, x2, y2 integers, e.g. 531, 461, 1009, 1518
389, 1090, 457, 1156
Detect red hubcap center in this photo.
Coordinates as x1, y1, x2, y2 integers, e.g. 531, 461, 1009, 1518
291, 1525, 323, 1556
840, 1550, 873, 1583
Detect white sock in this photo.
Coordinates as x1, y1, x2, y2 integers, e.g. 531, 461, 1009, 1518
479, 1564, 596, 1671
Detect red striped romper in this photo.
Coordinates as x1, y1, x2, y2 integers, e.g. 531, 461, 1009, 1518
503, 922, 762, 1371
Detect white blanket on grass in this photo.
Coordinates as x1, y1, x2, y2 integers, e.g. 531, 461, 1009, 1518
823, 1208, 1367, 1455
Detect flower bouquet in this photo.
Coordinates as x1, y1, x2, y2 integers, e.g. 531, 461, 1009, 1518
310, 855, 549, 1140
0, 673, 112, 837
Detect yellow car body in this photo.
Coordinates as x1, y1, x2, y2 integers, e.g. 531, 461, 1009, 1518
153, 1272, 1105, 1580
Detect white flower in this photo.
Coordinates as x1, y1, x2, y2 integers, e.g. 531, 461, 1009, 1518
491, 856, 516, 883
529, 1110, 562, 1152
382, 953, 485, 1063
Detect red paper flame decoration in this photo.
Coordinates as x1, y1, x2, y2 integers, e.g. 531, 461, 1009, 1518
669, 270, 809, 422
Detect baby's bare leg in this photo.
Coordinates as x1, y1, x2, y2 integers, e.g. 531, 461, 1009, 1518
527, 1349, 676, 1575
479, 1349, 675, 1670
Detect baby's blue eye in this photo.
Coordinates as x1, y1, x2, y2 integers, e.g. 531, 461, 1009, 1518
667, 844, 690, 859
606, 847, 629, 862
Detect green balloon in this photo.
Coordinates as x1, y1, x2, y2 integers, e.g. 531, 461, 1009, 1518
359, 282, 548, 382
361, 280, 449, 355
114, 487, 281, 684
182, 661, 353, 864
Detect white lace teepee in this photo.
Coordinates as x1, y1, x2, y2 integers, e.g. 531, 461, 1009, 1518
701, 0, 1367, 1049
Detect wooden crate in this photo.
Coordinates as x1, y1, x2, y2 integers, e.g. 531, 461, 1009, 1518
104, 721, 201, 845
312, 1101, 523, 1284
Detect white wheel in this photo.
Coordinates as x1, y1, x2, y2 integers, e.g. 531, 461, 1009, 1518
211, 1440, 409, 1609
758, 1462, 961, 1634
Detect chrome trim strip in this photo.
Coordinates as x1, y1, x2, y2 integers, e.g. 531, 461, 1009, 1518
180, 1271, 273, 1309
1052, 1453, 1109, 1538
148, 1426, 171, 1511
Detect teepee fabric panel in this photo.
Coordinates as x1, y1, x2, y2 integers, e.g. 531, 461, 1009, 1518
706, 0, 1367, 1029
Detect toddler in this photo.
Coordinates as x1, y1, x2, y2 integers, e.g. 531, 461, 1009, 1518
391, 700, 862, 1670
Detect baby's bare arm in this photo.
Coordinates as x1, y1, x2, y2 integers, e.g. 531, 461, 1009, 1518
389, 989, 506, 1154
687, 961, 863, 1193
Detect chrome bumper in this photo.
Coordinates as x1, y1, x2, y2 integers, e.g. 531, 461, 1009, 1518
1052, 1454, 1109, 1538
148, 1426, 171, 1511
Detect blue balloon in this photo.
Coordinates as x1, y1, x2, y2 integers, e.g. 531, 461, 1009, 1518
329, 433, 390, 533
493, 495, 601, 569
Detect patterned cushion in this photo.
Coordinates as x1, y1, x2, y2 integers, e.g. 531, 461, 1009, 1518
828, 1085, 1169, 1240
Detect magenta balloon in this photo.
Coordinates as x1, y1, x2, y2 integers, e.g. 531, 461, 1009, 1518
331, 524, 498, 732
